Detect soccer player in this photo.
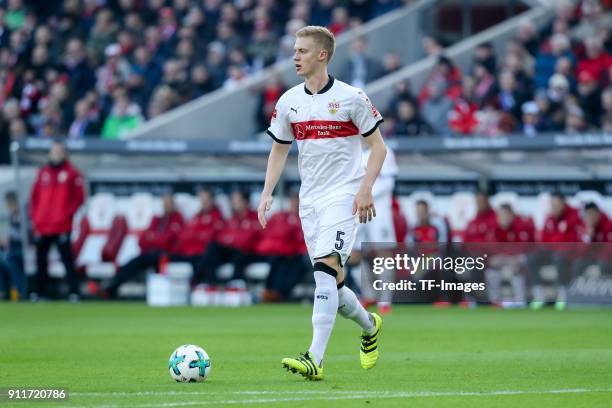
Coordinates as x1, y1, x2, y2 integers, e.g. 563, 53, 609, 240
355, 145, 398, 314
258, 26, 386, 381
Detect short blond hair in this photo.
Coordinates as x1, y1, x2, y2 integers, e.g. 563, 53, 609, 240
296, 25, 336, 62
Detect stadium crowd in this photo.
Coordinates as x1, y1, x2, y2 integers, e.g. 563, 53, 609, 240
377, 0, 612, 137
258, 1, 612, 137
0, 0, 404, 164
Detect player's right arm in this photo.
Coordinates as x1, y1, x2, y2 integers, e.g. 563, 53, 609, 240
259, 142, 291, 228
259, 98, 295, 228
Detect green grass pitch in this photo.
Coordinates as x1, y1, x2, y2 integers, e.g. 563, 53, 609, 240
1, 303, 611, 407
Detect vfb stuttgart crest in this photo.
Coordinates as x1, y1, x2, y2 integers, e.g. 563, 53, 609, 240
328, 100, 340, 115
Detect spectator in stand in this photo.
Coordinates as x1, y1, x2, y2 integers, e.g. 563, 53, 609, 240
554, 56, 576, 92
194, 190, 261, 285
247, 27, 277, 72
311, 0, 334, 26
422, 36, 443, 58
205, 41, 228, 89
577, 71, 602, 127
340, 36, 382, 89
472, 63, 496, 106
101, 88, 143, 139
534, 33, 575, 91
419, 56, 462, 105
138, 192, 185, 255
29, 141, 84, 301
258, 192, 309, 302
421, 80, 453, 137
88, 9, 120, 67
528, 192, 582, 310
100, 190, 223, 298
393, 98, 432, 137
473, 42, 497, 74
572, 0, 610, 42
67, 99, 97, 138
96, 43, 132, 98
576, 36, 611, 85
564, 104, 588, 134
496, 70, 528, 122
128, 45, 162, 106
521, 101, 549, 137
381, 52, 401, 76
464, 191, 497, 243
449, 76, 480, 136
328, 6, 350, 36
603, 115, 612, 133
476, 101, 515, 137
189, 64, 215, 100
276, 19, 307, 63
516, 18, 540, 56
0, 191, 25, 301
545, 74, 571, 131
601, 87, 612, 125
256, 73, 286, 132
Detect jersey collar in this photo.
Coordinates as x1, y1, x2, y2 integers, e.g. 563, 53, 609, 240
304, 75, 335, 95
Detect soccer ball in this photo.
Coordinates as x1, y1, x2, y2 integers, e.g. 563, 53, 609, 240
168, 344, 211, 383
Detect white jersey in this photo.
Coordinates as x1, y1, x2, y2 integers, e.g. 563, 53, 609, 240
267, 75, 384, 207
362, 145, 398, 198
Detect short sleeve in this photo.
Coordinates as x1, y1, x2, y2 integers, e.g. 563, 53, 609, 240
266, 100, 293, 144
351, 89, 384, 137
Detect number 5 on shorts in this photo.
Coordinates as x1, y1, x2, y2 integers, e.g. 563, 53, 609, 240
335, 231, 345, 250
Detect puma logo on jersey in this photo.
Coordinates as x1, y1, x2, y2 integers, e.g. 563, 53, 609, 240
290, 107, 298, 114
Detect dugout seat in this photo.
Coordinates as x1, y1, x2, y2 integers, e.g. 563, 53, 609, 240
448, 192, 477, 239
74, 193, 123, 279
174, 193, 201, 220
116, 193, 158, 265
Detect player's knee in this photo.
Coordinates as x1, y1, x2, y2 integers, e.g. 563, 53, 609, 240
313, 261, 338, 278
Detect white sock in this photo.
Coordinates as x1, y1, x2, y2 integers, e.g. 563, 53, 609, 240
557, 285, 567, 303
308, 271, 338, 366
533, 285, 545, 302
511, 275, 526, 304
486, 269, 502, 303
378, 267, 395, 304
338, 285, 375, 334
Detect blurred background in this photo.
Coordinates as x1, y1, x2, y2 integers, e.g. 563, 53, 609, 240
0, 0, 610, 308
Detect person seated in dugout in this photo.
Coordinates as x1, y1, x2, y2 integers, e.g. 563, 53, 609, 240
573, 201, 612, 277
464, 190, 498, 243
258, 191, 310, 302
408, 199, 464, 305
527, 192, 583, 310
95, 192, 200, 298
193, 190, 261, 285
486, 203, 535, 307
138, 192, 185, 254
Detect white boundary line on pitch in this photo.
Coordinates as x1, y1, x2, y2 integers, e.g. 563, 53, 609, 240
71, 388, 612, 408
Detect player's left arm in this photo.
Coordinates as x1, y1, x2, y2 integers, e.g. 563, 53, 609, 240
354, 129, 387, 224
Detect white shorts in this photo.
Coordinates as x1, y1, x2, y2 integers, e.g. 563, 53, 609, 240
300, 193, 359, 266
357, 191, 396, 247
